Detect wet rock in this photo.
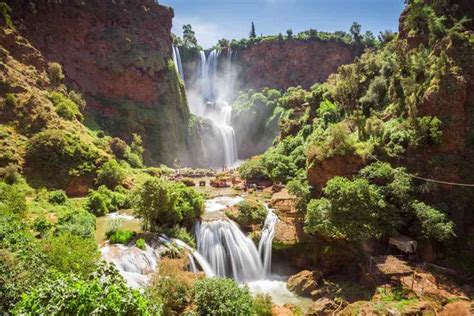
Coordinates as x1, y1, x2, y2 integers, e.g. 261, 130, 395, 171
287, 270, 323, 298
271, 304, 294, 316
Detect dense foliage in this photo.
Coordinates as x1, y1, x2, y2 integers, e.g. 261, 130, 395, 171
133, 178, 204, 230
192, 278, 254, 315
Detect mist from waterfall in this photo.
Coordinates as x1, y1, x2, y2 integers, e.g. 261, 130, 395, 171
173, 46, 240, 167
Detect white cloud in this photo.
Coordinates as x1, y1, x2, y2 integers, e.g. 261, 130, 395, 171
173, 17, 224, 49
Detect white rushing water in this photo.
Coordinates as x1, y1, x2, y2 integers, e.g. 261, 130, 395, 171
194, 207, 278, 282
173, 47, 238, 167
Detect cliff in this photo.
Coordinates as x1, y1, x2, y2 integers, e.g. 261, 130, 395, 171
8, 0, 190, 166
237, 39, 356, 90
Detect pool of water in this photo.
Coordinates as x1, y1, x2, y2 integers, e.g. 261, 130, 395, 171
247, 276, 313, 310
95, 210, 142, 243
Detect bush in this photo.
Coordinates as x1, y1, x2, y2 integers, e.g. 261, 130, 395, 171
107, 229, 135, 245
26, 129, 101, 186
47, 62, 65, 85
55, 208, 96, 238
13, 264, 158, 315
238, 157, 269, 182
304, 177, 391, 241
192, 278, 254, 315
0, 182, 27, 215
253, 294, 273, 316
32, 215, 53, 237
48, 190, 67, 204
317, 100, 340, 127
416, 116, 442, 145
235, 200, 267, 226
86, 185, 128, 216
133, 178, 204, 230
1, 163, 21, 184
109, 137, 128, 159
48, 91, 82, 121
96, 159, 125, 189
41, 232, 99, 277
135, 238, 146, 250
412, 201, 455, 242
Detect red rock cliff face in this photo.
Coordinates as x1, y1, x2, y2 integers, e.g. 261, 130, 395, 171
237, 40, 356, 90
9, 0, 190, 165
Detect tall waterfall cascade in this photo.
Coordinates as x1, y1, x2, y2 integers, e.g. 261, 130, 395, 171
172, 46, 239, 167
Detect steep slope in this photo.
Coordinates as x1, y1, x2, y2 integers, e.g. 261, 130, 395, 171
8, 0, 189, 166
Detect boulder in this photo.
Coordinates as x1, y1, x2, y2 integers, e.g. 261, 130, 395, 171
287, 270, 323, 298
439, 301, 473, 316
271, 305, 294, 316
307, 298, 338, 315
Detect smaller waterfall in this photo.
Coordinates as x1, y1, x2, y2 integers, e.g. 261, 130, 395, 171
101, 243, 160, 289
195, 219, 264, 282
172, 238, 215, 277
172, 45, 184, 81
258, 208, 278, 277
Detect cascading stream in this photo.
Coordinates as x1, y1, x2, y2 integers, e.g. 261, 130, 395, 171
194, 206, 278, 282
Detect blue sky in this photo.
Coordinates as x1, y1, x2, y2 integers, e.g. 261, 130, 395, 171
160, 0, 405, 48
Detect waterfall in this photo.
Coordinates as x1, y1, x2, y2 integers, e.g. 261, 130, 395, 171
258, 208, 278, 277
194, 207, 278, 282
172, 45, 184, 81
173, 47, 239, 167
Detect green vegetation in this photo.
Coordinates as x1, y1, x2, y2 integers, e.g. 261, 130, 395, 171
47, 62, 65, 86
135, 238, 146, 250
86, 185, 129, 216
48, 91, 83, 121
107, 229, 135, 245
252, 294, 273, 316
96, 159, 126, 189
232, 200, 267, 226
192, 278, 254, 315
133, 178, 204, 230
13, 264, 158, 315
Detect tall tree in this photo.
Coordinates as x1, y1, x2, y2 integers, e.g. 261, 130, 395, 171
249, 22, 256, 39
286, 29, 293, 40
182, 24, 198, 48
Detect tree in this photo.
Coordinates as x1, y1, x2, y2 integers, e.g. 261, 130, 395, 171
96, 159, 125, 190
286, 29, 293, 40
349, 21, 362, 43
182, 24, 198, 48
218, 38, 229, 48
277, 33, 284, 41
249, 22, 256, 39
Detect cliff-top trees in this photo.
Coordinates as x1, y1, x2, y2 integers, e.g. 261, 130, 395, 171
250, 22, 256, 39
182, 24, 198, 48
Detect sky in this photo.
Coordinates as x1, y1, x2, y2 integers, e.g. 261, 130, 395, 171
159, 0, 406, 48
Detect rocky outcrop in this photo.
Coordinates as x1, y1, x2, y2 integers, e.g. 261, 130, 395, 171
307, 153, 366, 192
237, 40, 356, 90
287, 270, 323, 298
9, 0, 190, 166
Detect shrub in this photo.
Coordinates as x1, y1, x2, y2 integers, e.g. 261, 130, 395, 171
124, 151, 143, 168
48, 190, 67, 204
13, 264, 158, 315
67, 90, 86, 111
166, 225, 196, 248
55, 208, 96, 238
0, 2, 13, 28
86, 185, 128, 216
1, 163, 21, 184
0, 182, 27, 215
32, 215, 53, 237
48, 91, 82, 121
238, 156, 269, 182
135, 238, 146, 250
235, 200, 267, 226
109, 137, 128, 159
4, 93, 17, 108
304, 177, 391, 241
253, 294, 273, 316
180, 177, 195, 187
107, 229, 135, 244
41, 232, 99, 277
262, 150, 298, 183
192, 278, 254, 315
96, 159, 125, 189
26, 129, 100, 186
133, 178, 204, 230
412, 201, 455, 242
47, 62, 65, 86
416, 116, 442, 145
317, 100, 340, 126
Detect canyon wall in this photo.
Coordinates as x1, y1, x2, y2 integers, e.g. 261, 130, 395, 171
9, 0, 190, 166
237, 40, 357, 90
